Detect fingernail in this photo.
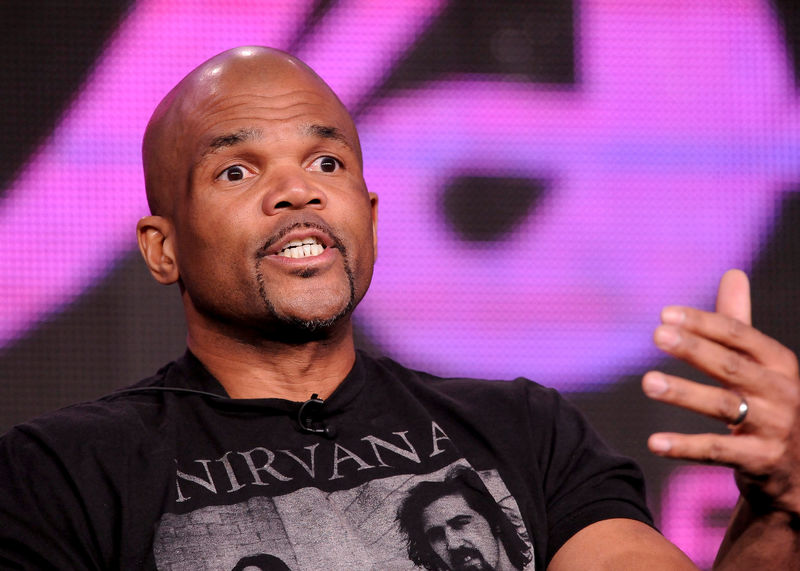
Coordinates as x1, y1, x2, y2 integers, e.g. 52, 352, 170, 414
649, 436, 671, 453
654, 325, 681, 348
661, 306, 685, 325
643, 372, 668, 397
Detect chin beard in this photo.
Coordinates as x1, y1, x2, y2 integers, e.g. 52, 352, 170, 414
255, 258, 358, 344
277, 300, 354, 342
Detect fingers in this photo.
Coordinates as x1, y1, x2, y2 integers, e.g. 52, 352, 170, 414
642, 371, 749, 425
645, 270, 800, 514
715, 269, 751, 325
643, 370, 796, 438
656, 308, 799, 379
653, 323, 782, 394
647, 432, 775, 470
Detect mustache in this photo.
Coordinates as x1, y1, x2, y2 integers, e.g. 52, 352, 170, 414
255, 221, 346, 257
449, 546, 489, 569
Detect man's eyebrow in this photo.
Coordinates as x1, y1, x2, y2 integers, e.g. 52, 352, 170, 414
303, 124, 353, 150
447, 514, 472, 525
202, 128, 263, 157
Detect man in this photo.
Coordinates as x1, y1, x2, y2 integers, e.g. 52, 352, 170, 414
0, 46, 798, 569
397, 466, 531, 571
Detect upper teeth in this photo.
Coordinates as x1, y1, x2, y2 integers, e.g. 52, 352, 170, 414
278, 237, 325, 258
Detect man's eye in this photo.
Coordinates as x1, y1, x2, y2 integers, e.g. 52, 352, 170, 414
425, 527, 444, 543
217, 165, 252, 182
310, 156, 341, 173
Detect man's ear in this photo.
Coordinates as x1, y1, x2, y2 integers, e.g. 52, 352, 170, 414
137, 215, 179, 285
369, 192, 379, 261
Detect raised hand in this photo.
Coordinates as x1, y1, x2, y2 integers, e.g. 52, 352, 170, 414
642, 269, 800, 515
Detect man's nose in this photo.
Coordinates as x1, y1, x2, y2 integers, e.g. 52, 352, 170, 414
444, 527, 466, 550
261, 168, 327, 214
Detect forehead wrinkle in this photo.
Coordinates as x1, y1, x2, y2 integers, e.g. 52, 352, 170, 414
197, 89, 332, 117
202, 127, 263, 158
194, 114, 349, 157
194, 116, 358, 162
185, 86, 362, 168
303, 123, 354, 151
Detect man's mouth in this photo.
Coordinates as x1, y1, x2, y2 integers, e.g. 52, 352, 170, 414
276, 237, 326, 259
451, 548, 488, 570
257, 221, 343, 261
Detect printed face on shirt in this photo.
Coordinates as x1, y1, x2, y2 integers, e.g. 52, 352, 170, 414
422, 493, 504, 571
146, 48, 378, 337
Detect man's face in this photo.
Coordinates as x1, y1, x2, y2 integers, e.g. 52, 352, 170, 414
422, 494, 501, 571
165, 54, 377, 335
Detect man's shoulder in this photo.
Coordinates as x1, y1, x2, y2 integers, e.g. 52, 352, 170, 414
359, 350, 564, 410
1, 356, 184, 449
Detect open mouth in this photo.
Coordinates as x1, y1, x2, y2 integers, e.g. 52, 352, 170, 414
452, 549, 485, 570
276, 237, 326, 259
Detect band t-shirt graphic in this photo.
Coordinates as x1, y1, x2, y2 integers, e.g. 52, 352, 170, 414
0, 351, 651, 569
157, 462, 529, 570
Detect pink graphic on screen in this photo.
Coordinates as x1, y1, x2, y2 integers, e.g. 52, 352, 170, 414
1, 0, 799, 392
660, 466, 739, 569
357, 1, 800, 383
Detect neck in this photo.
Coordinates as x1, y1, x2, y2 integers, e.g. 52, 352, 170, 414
186, 317, 357, 401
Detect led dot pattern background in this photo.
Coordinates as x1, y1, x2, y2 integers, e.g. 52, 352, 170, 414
1, 1, 799, 566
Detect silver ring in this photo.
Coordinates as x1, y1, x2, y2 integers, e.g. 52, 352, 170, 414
730, 397, 749, 426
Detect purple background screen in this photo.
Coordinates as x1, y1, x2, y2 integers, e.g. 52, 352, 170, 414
1, 1, 799, 566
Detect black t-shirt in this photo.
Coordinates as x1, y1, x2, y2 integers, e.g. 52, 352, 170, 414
0, 351, 652, 569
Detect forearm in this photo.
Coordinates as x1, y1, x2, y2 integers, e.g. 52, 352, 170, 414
713, 497, 800, 570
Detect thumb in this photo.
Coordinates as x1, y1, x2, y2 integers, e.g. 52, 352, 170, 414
715, 269, 751, 325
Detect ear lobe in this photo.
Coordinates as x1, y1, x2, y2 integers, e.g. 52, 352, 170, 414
137, 215, 179, 285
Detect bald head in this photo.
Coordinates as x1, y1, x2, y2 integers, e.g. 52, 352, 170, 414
142, 46, 360, 217
137, 45, 378, 350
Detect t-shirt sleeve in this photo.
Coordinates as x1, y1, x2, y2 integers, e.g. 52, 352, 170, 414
0, 425, 104, 569
524, 382, 654, 563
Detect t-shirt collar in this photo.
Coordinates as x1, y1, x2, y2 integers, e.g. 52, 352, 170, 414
165, 348, 368, 413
